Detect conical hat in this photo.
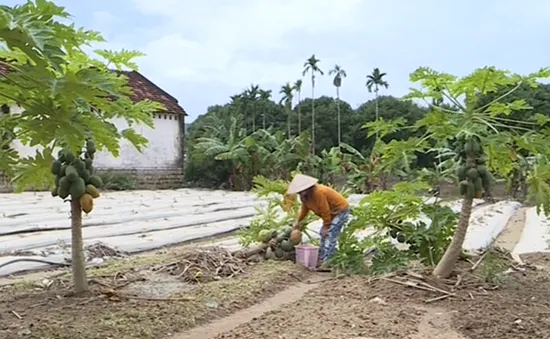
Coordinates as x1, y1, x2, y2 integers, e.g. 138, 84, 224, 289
287, 174, 318, 194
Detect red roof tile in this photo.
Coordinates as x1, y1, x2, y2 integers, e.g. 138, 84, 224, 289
0, 63, 186, 115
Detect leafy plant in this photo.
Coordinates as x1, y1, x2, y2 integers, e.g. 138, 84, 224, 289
0, 1, 161, 292
406, 66, 550, 278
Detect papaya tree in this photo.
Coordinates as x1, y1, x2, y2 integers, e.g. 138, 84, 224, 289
0, 1, 162, 292
405, 66, 550, 278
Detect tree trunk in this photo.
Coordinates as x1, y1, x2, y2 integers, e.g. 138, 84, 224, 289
432, 196, 474, 278
297, 91, 302, 134
374, 89, 379, 141
336, 86, 341, 146
262, 112, 266, 130
71, 198, 89, 293
311, 75, 316, 155
252, 107, 256, 132
287, 106, 291, 139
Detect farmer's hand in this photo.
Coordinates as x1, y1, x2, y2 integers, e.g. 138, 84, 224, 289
293, 221, 301, 230
320, 226, 329, 238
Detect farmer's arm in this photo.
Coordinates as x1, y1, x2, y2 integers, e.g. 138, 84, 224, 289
297, 204, 310, 222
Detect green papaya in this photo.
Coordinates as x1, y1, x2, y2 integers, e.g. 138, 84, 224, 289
59, 165, 67, 177
282, 226, 293, 238
71, 158, 85, 172
257, 230, 272, 243
474, 177, 483, 192
85, 151, 94, 160
477, 165, 487, 176
476, 156, 486, 165
54, 175, 60, 187
64, 150, 75, 163
69, 177, 86, 199
280, 239, 294, 252
51, 187, 58, 197
466, 182, 475, 200
80, 169, 90, 182
396, 233, 406, 243
57, 150, 66, 163
51, 160, 62, 175
58, 177, 70, 199
85, 158, 93, 170
464, 141, 474, 153
468, 168, 479, 180
459, 180, 469, 195
86, 140, 97, 154
87, 175, 103, 189
471, 140, 481, 154
274, 247, 284, 259
456, 166, 468, 180
65, 165, 79, 182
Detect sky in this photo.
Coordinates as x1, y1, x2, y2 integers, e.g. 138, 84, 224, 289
5, 0, 550, 122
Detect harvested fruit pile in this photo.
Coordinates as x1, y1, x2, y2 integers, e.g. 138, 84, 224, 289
50, 139, 103, 214
156, 247, 247, 283
256, 226, 302, 261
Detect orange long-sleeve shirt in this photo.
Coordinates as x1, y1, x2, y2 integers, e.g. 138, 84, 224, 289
297, 184, 349, 229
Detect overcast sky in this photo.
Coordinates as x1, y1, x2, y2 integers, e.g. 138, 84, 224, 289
5, 0, 550, 121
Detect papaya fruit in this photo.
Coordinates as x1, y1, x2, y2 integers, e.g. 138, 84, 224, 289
86, 140, 97, 154
54, 175, 60, 187
280, 239, 294, 251
51, 160, 62, 175
65, 165, 79, 182
58, 177, 70, 199
80, 169, 91, 182
389, 229, 398, 239
69, 177, 86, 199
482, 172, 493, 191
459, 180, 469, 196
468, 168, 479, 180
274, 247, 284, 259
85, 151, 95, 160
270, 229, 278, 239
466, 182, 475, 200
59, 165, 67, 177
51, 187, 58, 197
456, 165, 467, 180
86, 184, 100, 198
87, 175, 103, 189
85, 158, 93, 170
474, 177, 483, 192
71, 158, 85, 172
290, 229, 302, 245
265, 247, 275, 260
477, 165, 487, 176
282, 226, 293, 238
464, 141, 474, 153
57, 150, 66, 163
64, 150, 75, 163
257, 230, 272, 243
79, 193, 94, 214
475, 190, 483, 199
476, 156, 486, 165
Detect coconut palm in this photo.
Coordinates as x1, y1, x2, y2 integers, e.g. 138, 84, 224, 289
329, 65, 347, 146
245, 84, 260, 132
366, 68, 389, 140
258, 89, 272, 129
293, 79, 303, 134
302, 54, 324, 155
279, 83, 294, 139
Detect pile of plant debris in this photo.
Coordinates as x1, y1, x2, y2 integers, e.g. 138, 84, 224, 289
153, 247, 248, 283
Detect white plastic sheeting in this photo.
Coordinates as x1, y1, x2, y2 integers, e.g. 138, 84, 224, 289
0, 189, 523, 277
513, 207, 550, 254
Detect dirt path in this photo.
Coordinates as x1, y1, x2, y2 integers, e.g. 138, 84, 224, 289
494, 206, 528, 251
170, 273, 332, 339
410, 307, 466, 339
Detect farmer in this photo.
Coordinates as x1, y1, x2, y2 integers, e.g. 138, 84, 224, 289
287, 174, 350, 268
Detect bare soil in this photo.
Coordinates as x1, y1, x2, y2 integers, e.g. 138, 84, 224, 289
209, 253, 550, 339
0, 248, 309, 339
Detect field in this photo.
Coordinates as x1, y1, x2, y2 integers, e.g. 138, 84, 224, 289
0, 189, 549, 339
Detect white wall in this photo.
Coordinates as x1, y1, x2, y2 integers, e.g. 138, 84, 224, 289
8, 105, 183, 170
